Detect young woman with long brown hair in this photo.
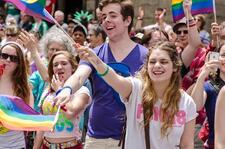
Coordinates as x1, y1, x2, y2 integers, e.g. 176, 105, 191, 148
76, 41, 197, 149
0, 41, 33, 148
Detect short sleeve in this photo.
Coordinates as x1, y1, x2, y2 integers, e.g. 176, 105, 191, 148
74, 86, 92, 106
120, 77, 142, 105
185, 93, 198, 122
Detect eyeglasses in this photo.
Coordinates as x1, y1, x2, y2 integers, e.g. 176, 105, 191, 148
0, 52, 19, 62
176, 30, 188, 35
48, 48, 65, 52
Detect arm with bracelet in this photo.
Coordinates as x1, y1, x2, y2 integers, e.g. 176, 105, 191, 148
55, 64, 92, 106
76, 46, 133, 100
181, 0, 202, 67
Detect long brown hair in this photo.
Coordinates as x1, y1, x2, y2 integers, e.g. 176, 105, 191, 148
0, 42, 30, 104
137, 41, 182, 137
48, 51, 78, 93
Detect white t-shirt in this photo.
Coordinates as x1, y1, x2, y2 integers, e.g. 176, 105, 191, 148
122, 77, 197, 149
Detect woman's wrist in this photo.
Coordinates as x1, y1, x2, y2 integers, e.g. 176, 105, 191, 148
56, 86, 73, 95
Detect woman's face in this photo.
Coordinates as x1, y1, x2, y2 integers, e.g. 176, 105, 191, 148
52, 54, 73, 82
219, 45, 225, 73
0, 45, 18, 75
148, 48, 174, 84
47, 42, 66, 59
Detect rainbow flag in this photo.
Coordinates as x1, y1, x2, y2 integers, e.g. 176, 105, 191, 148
4, 0, 54, 23
0, 95, 59, 131
172, 0, 214, 22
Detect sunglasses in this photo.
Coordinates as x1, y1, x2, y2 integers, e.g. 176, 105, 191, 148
6, 34, 18, 37
176, 30, 188, 35
0, 52, 19, 62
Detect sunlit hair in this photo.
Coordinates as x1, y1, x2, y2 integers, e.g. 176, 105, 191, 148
136, 41, 182, 137
99, 0, 134, 32
0, 42, 30, 104
48, 51, 78, 93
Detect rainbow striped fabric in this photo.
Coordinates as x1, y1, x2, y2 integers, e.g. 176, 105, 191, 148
172, 0, 214, 22
4, 0, 54, 23
0, 95, 58, 131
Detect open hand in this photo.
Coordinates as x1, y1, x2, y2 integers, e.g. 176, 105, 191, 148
17, 30, 39, 54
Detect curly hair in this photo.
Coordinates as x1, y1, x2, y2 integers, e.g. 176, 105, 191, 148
0, 42, 30, 104
136, 41, 182, 137
39, 28, 74, 58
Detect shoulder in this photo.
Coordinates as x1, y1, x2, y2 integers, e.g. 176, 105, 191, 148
92, 43, 107, 54
180, 91, 196, 107
219, 86, 225, 96
128, 77, 142, 93
75, 86, 91, 97
29, 71, 42, 81
135, 44, 148, 59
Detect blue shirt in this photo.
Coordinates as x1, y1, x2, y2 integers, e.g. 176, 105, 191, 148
204, 81, 218, 143
80, 43, 148, 139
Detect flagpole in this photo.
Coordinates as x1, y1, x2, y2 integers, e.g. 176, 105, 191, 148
212, 0, 217, 23
212, 0, 220, 49
44, 9, 78, 53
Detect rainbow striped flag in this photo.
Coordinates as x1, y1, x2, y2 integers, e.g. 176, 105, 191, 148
172, 0, 214, 22
4, 0, 54, 23
0, 95, 59, 131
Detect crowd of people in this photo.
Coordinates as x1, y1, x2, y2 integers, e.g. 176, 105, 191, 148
0, 0, 225, 148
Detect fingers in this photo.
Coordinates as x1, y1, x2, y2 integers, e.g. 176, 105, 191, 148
51, 74, 63, 91
55, 95, 71, 107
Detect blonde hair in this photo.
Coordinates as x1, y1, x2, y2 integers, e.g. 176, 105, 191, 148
136, 41, 182, 137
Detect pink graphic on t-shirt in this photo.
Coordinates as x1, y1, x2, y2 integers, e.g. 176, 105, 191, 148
136, 104, 186, 126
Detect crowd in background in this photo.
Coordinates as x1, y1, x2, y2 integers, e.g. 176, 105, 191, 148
0, 0, 225, 149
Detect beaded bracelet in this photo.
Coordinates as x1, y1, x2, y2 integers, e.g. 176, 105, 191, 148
97, 65, 109, 77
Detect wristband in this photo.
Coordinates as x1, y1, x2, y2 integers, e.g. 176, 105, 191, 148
97, 65, 109, 77
56, 86, 73, 95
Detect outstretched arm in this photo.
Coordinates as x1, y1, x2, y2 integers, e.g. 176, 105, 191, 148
64, 86, 91, 119
17, 31, 49, 82
77, 46, 132, 100
181, 0, 201, 67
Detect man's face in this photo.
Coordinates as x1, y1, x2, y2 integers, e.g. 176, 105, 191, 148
154, 10, 163, 21
101, 3, 129, 40
175, 26, 188, 47
54, 12, 64, 24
